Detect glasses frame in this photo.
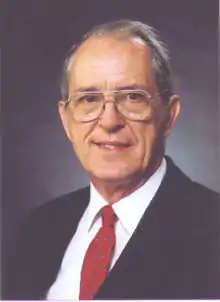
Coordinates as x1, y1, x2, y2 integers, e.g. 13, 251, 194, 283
64, 89, 159, 123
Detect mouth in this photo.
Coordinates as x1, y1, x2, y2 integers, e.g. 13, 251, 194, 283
93, 141, 131, 151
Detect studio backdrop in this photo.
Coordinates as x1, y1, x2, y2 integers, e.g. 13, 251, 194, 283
3, 0, 219, 286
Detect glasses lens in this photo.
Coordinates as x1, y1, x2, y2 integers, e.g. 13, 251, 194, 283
69, 92, 103, 122
66, 89, 152, 122
116, 90, 151, 120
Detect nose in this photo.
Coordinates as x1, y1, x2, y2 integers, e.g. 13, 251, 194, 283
98, 100, 125, 132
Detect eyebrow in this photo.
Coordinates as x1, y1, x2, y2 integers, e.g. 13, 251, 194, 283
74, 87, 99, 93
114, 84, 150, 91
72, 84, 150, 93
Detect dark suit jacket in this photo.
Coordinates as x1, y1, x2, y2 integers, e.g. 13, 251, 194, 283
4, 157, 220, 299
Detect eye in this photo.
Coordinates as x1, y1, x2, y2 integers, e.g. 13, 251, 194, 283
127, 92, 146, 101
78, 94, 98, 103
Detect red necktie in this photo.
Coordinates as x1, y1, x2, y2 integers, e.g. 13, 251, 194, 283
79, 205, 117, 300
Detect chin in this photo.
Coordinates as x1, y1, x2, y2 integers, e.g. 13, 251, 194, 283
88, 167, 130, 182
88, 165, 141, 184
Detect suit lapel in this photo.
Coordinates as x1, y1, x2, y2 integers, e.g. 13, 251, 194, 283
51, 187, 90, 261
39, 187, 90, 295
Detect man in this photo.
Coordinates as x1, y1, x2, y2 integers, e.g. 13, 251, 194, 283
5, 19, 219, 300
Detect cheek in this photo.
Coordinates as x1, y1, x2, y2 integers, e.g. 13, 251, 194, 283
134, 123, 155, 147
133, 122, 163, 159
67, 122, 90, 157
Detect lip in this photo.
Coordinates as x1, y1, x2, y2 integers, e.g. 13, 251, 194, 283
93, 141, 131, 151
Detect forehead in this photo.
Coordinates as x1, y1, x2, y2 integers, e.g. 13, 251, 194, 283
68, 34, 156, 91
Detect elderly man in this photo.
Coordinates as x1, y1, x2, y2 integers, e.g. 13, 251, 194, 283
6, 20, 219, 300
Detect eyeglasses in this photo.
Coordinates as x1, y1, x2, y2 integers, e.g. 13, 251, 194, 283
64, 89, 157, 123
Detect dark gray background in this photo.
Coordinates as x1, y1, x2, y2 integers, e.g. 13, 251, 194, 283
3, 0, 219, 267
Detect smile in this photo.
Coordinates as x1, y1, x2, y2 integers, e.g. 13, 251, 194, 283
94, 141, 131, 150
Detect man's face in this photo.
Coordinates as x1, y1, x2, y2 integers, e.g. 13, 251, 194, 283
59, 35, 180, 184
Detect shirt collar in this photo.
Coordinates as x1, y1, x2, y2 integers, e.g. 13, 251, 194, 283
86, 184, 108, 231
86, 158, 167, 235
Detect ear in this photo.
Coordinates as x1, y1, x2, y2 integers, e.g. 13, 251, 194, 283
164, 94, 181, 138
58, 100, 72, 141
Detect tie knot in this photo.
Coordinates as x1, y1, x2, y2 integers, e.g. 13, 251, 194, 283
101, 205, 116, 227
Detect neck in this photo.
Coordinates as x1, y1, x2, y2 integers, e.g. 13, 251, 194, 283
90, 156, 163, 204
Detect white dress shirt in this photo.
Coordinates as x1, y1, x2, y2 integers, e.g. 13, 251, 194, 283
47, 158, 167, 300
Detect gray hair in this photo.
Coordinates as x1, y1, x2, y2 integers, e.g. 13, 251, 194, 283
61, 19, 173, 102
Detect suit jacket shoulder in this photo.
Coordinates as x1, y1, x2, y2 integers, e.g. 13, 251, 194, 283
27, 186, 90, 230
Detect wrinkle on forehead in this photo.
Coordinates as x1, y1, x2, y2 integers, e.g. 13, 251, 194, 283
67, 34, 150, 72
67, 34, 157, 94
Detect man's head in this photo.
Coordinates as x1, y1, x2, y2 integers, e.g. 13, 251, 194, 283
58, 20, 180, 188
